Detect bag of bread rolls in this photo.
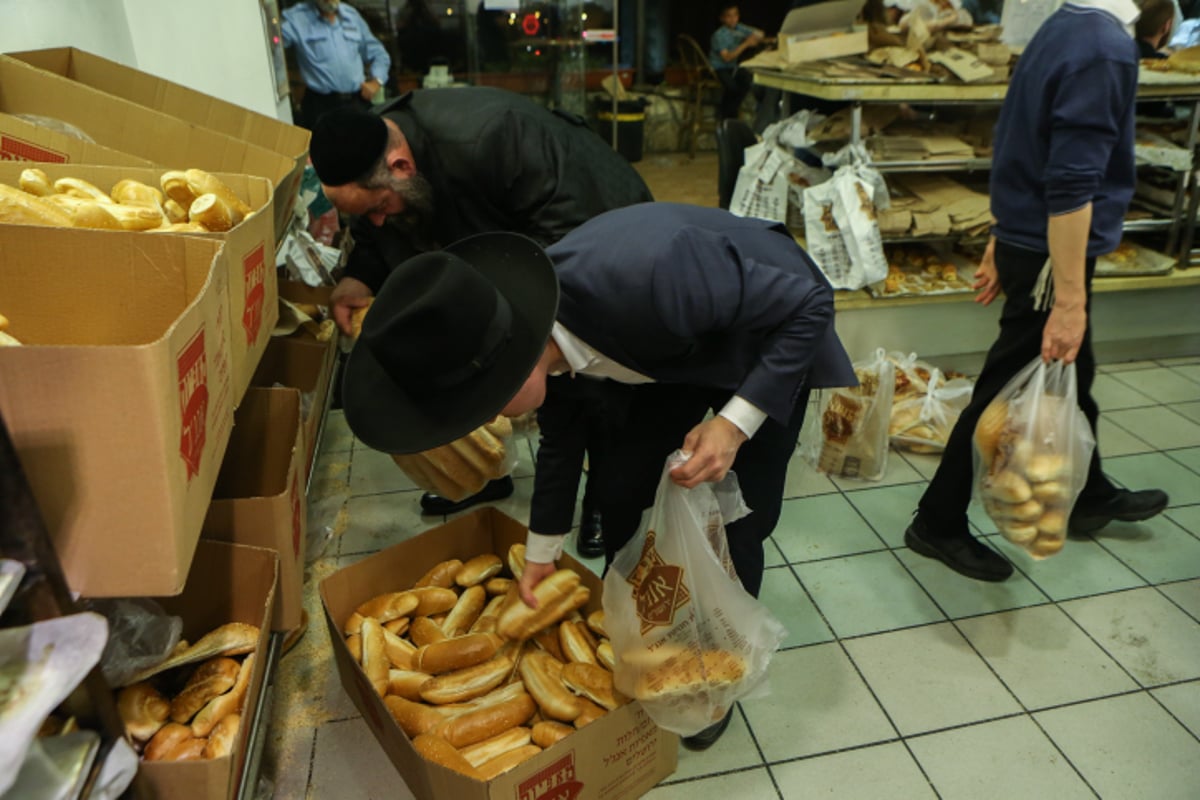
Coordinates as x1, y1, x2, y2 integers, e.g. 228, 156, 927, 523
602, 452, 786, 736
390, 416, 517, 502
889, 368, 973, 454
973, 357, 1095, 559
797, 348, 894, 481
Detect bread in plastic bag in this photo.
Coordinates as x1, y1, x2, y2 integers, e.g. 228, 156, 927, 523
390, 416, 518, 502
799, 348, 895, 480
973, 358, 1095, 558
602, 452, 786, 736
889, 368, 973, 454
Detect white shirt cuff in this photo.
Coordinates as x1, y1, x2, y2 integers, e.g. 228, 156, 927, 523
525, 531, 565, 564
718, 395, 768, 439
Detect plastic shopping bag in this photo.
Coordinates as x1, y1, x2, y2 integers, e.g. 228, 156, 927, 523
973, 358, 1096, 558
803, 165, 889, 290
889, 368, 974, 454
799, 348, 895, 480
602, 453, 786, 736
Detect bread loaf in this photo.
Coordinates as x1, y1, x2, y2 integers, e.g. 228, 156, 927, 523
191, 653, 254, 737
361, 616, 390, 697
387, 669, 432, 701
507, 544, 527, 579
531, 720, 574, 748
595, 641, 616, 672
161, 171, 198, 208
518, 650, 582, 722
117, 682, 170, 742
185, 168, 252, 217
384, 694, 452, 737
559, 620, 597, 666
585, 610, 607, 639
107, 203, 165, 231
634, 649, 746, 701
412, 587, 460, 617
357, 591, 420, 623
457, 554, 504, 588
572, 697, 606, 728
460, 726, 532, 768
532, 626, 566, 662
561, 662, 623, 710
484, 577, 514, 596
189, 193, 239, 232
170, 657, 240, 723
0, 184, 74, 227
346, 633, 362, 661
497, 570, 582, 641
18, 168, 53, 196
412, 733, 483, 780
143, 723, 194, 761
415, 632, 501, 675
384, 618, 411, 637
436, 689, 536, 748
476, 744, 542, 780
54, 177, 112, 203
442, 585, 487, 637
111, 178, 164, 207
415, 559, 464, 589
419, 655, 512, 705
203, 713, 240, 759
383, 628, 417, 669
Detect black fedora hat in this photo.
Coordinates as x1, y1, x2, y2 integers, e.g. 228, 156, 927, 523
342, 232, 558, 454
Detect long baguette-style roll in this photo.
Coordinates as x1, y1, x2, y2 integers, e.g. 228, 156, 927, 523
416, 632, 501, 675
507, 544, 526, 579
436, 690, 536, 748
519, 650, 582, 722
384, 695, 452, 737
456, 554, 504, 588
346, 633, 362, 661
343, 612, 365, 636
497, 569, 581, 641
634, 649, 745, 702
143, 723, 195, 761
470, 595, 507, 633
586, 610, 607, 639
532, 627, 566, 662
410, 616, 449, 648
111, 178, 164, 207
203, 712, 240, 759
595, 641, 616, 672
151, 221, 206, 233
562, 662, 623, 711
384, 618, 411, 636
18, 167, 53, 196
116, 682, 170, 742
412, 733, 483, 780
161, 171, 199, 208
1031, 480, 1070, 505
383, 628, 417, 670
531, 720, 574, 748
57, 197, 122, 229
423, 444, 487, 497
419, 655, 512, 705
412, 587, 460, 617
572, 697, 606, 729
191, 652, 254, 738
54, 177, 112, 203
484, 577, 514, 597
0, 185, 77, 227
189, 193, 240, 232
387, 669, 432, 701
460, 726, 532, 768
170, 657, 240, 723
357, 591, 420, 623
476, 744, 543, 780
163, 198, 190, 224
442, 585, 487, 638
559, 620, 597, 666
108, 203, 165, 231
185, 168, 252, 217
361, 617, 389, 697
415, 559, 464, 589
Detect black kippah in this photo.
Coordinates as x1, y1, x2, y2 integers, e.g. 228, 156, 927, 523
309, 109, 388, 186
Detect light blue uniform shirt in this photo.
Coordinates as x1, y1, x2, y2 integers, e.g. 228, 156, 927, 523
282, 2, 390, 95
710, 23, 755, 72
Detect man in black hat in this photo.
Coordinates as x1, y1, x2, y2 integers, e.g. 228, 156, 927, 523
309, 90, 652, 543
342, 201, 856, 751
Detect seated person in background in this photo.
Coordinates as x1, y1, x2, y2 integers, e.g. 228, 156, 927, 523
1137, 0, 1176, 57
710, 3, 768, 120
961, 0, 1003, 25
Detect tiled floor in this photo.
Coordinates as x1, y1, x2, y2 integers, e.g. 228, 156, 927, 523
262, 355, 1200, 799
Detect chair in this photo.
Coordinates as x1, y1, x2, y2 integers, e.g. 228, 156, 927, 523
716, 118, 758, 210
676, 34, 722, 159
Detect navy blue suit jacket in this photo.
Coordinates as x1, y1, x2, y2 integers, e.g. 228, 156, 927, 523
546, 203, 856, 425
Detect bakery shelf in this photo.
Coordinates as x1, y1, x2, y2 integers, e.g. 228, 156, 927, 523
1122, 217, 1175, 233
872, 157, 992, 174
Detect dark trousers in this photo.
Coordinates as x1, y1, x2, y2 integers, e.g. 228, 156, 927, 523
587, 382, 810, 598
299, 89, 370, 130
715, 68, 759, 121
917, 240, 1118, 534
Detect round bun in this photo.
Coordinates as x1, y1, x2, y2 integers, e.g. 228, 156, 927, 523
974, 400, 1010, 467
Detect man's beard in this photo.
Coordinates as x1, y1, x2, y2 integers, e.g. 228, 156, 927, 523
380, 171, 437, 247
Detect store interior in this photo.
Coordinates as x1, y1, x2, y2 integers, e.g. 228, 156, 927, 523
1, 0, 1199, 798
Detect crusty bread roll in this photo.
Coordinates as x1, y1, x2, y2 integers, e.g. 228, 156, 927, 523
460, 726, 533, 768
572, 697, 606, 729
18, 168, 53, 197
51, 196, 122, 230
123, 622, 259, 686
0, 184, 74, 227
143, 723, 194, 761
189, 193, 239, 232
497, 570, 582, 641
416, 632, 501, 675
559, 620, 597, 666
384, 617, 410, 637
532, 626, 566, 662
185, 168, 252, 217
418, 655, 512, 705
410, 616, 449, 648
349, 302, 372, 339
586, 610, 607, 639
435, 689, 536, 748
1030, 536, 1065, 557
361, 616, 390, 697
1031, 480, 1070, 505
190, 653, 254, 737
974, 400, 1009, 467
1025, 453, 1067, 483
346, 633, 362, 661
595, 641, 616, 672
519, 650, 582, 722
507, 544, 526, 580
412, 733, 483, 780
412, 587, 460, 617
483, 578, 514, 597
151, 221, 206, 233
107, 203, 165, 231
476, 743, 542, 780
485, 416, 514, 440
456, 554, 504, 588
634, 649, 747, 702
384, 694, 452, 738
203, 712, 240, 759
997, 520, 1038, 544
383, 627, 417, 669
116, 682, 170, 742
161, 171, 199, 208
983, 470, 1033, 504
387, 669, 432, 701
54, 177, 112, 203
170, 657, 240, 723
357, 590, 420, 623
562, 662, 623, 711
442, 586, 487, 638
163, 198, 190, 224
531, 720, 574, 748
111, 178, 163, 207
415, 559, 464, 589
1036, 509, 1067, 537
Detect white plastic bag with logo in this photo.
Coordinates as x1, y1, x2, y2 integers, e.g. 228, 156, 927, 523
803, 164, 889, 290
602, 452, 786, 736
799, 348, 895, 480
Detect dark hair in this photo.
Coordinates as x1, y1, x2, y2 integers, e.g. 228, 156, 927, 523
719, 2, 740, 14
1136, 0, 1174, 41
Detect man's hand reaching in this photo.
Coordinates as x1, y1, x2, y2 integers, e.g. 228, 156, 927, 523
331, 276, 374, 337
518, 560, 557, 608
670, 416, 748, 488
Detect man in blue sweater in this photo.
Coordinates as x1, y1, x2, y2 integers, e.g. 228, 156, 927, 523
904, 0, 1169, 581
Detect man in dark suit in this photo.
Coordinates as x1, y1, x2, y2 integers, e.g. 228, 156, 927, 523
340, 202, 856, 750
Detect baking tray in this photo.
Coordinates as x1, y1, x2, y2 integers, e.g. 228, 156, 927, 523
868, 248, 977, 298
1096, 241, 1176, 276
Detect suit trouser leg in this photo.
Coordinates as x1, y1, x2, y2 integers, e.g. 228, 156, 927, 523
917, 242, 1116, 534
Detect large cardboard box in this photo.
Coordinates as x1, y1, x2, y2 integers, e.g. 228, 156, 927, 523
0, 56, 296, 245
778, 0, 869, 64
320, 509, 679, 800
141, 539, 278, 800
0, 163, 277, 401
203, 387, 306, 632
0, 228, 235, 597
0, 110, 153, 166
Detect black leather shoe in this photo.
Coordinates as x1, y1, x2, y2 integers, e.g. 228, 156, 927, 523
1069, 488, 1169, 537
905, 516, 1013, 582
419, 476, 514, 516
576, 511, 604, 558
682, 709, 733, 752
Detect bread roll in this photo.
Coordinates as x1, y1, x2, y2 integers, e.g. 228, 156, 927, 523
442, 585, 487, 637
415, 559, 464, 589
54, 177, 112, 203
203, 712, 240, 759
997, 520, 1038, 544
484, 578, 514, 597
384, 695, 451, 738
161, 171, 198, 207
497, 570, 582, 641
412, 733, 483, 780
349, 303, 371, 339
634, 649, 747, 701
562, 662, 623, 710
170, 657, 240, 723
116, 682, 170, 742
151, 221, 206, 233
572, 698, 606, 729
1025, 453, 1067, 483
519, 650, 582, 722
586, 610, 607, 639
1030, 536, 1065, 557
111, 179, 163, 207
0, 331, 18, 347
410, 616, 450, 648
532, 626, 566, 662
412, 586, 460, 617
387, 669, 432, 701
383, 628, 417, 669
1036, 509, 1067, 537
470, 595, 506, 635
423, 444, 488, 499
361, 616, 389, 697
163, 198, 190, 224
191, 653, 254, 737
476, 744, 542, 780
531, 720, 573, 748
143, 723, 194, 761
460, 726, 532, 768
419, 655, 513, 705
559, 620, 597, 666
343, 612, 366, 637
436, 690, 536, 748
983, 470, 1033, 504
457, 554, 504, 588
108, 203, 165, 231
346, 633, 362, 661
595, 641, 616, 672
357, 591, 420, 623
992, 498, 1043, 523
18, 168, 53, 196
63, 198, 123, 230
974, 400, 1009, 467
1032, 480, 1070, 505
416, 632, 502, 675
507, 544, 527, 579
185, 168, 252, 217
189, 193, 239, 232
384, 618, 410, 637
0, 184, 74, 227
485, 416, 514, 439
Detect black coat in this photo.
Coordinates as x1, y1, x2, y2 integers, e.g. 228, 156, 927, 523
344, 87, 653, 291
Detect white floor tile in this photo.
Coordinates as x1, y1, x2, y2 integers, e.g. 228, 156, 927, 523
831, 450, 924, 490
1151, 680, 1200, 739
773, 742, 935, 799
1091, 373, 1156, 410
1104, 407, 1200, 450
773, 494, 887, 563
1160, 578, 1200, 621
646, 768, 779, 800
670, 707, 763, 782
309, 717, 417, 800
795, 551, 945, 638
1109, 367, 1200, 404
348, 445, 420, 496
758, 566, 834, 649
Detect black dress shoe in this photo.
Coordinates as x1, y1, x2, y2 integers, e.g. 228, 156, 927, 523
576, 511, 605, 558
682, 709, 733, 752
1069, 488, 1169, 536
419, 476, 514, 515
905, 516, 1013, 582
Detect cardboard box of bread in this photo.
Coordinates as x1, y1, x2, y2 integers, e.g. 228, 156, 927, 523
202, 387, 307, 632
0, 108, 154, 166
0, 55, 295, 246
6, 47, 310, 238
0, 162, 277, 402
320, 508, 678, 800
115, 540, 278, 800
0, 227, 235, 597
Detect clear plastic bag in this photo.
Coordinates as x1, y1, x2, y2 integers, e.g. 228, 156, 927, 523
602, 453, 786, 736
87, 598, 182, 687
973, 358, 1095, 558
890, 368, 974, 454
799, 348, 895, 481
390, 416, 518, 502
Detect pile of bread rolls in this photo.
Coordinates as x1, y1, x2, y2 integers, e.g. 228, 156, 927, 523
0, 168, 252, 233
974, 399, 1072, 557
342, 544, 629, 782
391, 417, 515, 503
114, 622, 260, 762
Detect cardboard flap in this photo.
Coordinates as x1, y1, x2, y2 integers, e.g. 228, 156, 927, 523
780, 0, 862, 35
212, 387, 301, 499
